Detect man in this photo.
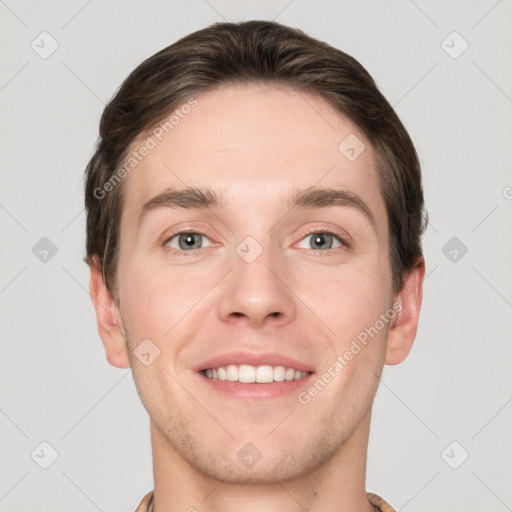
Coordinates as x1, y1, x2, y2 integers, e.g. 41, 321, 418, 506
85, 20, 426, 512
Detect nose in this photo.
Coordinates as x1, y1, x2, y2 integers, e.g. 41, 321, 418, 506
217, 241, 297, 328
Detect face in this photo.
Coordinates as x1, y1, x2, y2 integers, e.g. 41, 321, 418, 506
97, 83, 418, 484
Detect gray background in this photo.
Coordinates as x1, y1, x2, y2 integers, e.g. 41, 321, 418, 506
1, 1, 511, 511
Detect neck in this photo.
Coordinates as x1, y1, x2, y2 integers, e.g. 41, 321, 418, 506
150, 408, 377, 512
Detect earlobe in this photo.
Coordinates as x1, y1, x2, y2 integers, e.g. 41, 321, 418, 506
88, 258, 131, 369
385, 258, 426, 365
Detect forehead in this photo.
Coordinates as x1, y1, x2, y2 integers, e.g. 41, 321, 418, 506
121, 83, 386, 229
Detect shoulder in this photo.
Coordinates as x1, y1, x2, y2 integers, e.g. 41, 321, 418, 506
367, 492, 396, 512
134, 490, 154, 512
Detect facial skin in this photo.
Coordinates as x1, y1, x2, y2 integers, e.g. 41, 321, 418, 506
90, 83, 424, 512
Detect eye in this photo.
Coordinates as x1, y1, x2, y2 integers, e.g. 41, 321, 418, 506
297, 232, 343, 251
165, 232, 212, 251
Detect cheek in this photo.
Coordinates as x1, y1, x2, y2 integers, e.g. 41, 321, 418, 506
118, 260, 211, 340
295, 260, 392, 341
295, 266, 392, 391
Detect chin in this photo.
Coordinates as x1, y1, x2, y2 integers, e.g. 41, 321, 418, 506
172, 431, 341, 485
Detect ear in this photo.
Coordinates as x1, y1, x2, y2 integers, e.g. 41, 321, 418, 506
385, 258, 426, 365
88, 257, 130, 369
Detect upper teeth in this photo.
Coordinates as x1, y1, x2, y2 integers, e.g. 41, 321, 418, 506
203, 364, 309, 383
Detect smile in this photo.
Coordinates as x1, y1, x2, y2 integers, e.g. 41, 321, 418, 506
201, 364, 311, 383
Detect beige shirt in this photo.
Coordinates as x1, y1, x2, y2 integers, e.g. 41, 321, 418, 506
135, 490, 396, 512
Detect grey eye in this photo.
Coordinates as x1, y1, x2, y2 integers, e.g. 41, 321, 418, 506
297, 233, 341, 250
166, 233, 211, 250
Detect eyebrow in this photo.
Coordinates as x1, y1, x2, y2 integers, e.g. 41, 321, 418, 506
284, 186, 377, 231
137, 185, 377, 232
138, 187, 224, 227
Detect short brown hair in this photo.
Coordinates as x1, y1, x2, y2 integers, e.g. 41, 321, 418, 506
85, 20, 427, 295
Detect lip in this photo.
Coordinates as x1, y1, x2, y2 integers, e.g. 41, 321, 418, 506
192, 351, 315, 373
198, 372, 314, 400
192, 351, 315, 401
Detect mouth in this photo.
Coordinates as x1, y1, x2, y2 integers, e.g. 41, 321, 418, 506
194, 352, 315, 400
201, 364, 311, 383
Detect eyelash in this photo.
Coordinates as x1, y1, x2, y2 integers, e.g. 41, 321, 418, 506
162, 227, 351, 256
162, 228, 209, 257
301, 228, 351, 254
